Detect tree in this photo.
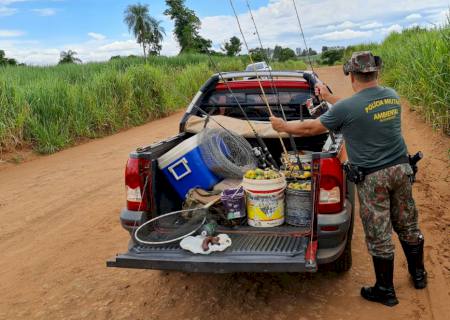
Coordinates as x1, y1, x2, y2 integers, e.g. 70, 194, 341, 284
164, 0, 212, 53
58, 50, 82, 64
279, 47, 296, 61
222, 36, 242, 56
321, 48, 344, 65
248, 48, 268, 62
0, 50, 18, 66
273, 45, 296, 62
124, 3, 165, 58
147, 18, 166, 55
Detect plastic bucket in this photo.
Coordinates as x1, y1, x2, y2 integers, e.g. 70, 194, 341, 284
242, 175, 286, 227
285, 188, 312, 227
221, 187, 246, 220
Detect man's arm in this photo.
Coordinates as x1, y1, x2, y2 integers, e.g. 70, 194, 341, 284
270, 117, 328, 136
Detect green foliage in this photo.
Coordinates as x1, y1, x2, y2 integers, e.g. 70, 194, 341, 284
58, 50, 82, 64
320, 49, 344, 65
164, 0, 211, 54
274, 48, 295, 62
0, 54, 302, 154
124, 3, 165, 57
343, 22, 449, 134
248, 48, 268, 62
0, 50, 18, 66
223, 36, 242, 56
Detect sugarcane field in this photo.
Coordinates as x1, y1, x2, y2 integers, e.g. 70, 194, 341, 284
0, 1, 449, 319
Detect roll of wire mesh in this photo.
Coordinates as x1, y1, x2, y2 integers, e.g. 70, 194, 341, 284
198, 128, 257, 179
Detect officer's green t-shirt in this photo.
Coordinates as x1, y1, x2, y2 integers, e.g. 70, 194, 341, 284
319, 86, 407, 168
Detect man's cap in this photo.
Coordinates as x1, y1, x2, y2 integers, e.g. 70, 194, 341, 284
343, 51, 382, 75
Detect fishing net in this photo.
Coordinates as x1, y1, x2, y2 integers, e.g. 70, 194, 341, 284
198, 128, 257, 179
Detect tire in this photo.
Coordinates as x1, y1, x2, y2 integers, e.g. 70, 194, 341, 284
330, 209, 354, 273
320, 206, 354, 273
331, 234, 352, 272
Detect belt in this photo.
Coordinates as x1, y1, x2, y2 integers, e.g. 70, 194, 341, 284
360, 156, 409, 176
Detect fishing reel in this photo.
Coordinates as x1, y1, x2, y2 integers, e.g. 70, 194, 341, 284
306, 98, 329, 118
253, 147, 278, 170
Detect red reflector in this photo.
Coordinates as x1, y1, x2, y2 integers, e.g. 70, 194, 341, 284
123, 220, 140, 227
320, 226, 339, 232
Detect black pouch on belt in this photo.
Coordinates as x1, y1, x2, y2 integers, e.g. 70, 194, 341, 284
343, 161, 365, 184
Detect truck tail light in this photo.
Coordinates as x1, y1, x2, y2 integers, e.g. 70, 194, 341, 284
318, 158, 344, 214
125, 157, 151, 211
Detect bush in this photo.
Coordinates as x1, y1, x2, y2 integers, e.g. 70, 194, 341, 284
342, 22, 449, 134
0, 55, 305, 154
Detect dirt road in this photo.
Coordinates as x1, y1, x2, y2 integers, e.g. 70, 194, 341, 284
0, 66, 448, 320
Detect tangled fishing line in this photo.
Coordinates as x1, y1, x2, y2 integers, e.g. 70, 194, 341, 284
199, 128, 257, 179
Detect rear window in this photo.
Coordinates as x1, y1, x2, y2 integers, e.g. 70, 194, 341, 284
200, 88, 312, 120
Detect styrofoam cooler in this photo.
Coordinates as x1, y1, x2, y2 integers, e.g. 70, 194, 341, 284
158, 134, 221, 199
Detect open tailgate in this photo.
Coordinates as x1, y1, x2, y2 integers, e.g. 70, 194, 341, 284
107, 233, 317, 273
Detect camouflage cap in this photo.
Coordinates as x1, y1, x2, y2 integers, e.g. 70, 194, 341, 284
343, 51, 382, 75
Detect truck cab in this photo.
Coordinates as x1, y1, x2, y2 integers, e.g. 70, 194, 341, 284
107, 70, 355, 273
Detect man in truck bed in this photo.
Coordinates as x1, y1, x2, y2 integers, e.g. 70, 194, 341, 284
270, 51, 427, 307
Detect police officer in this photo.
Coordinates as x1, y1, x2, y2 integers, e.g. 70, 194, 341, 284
270, 51, 427, 307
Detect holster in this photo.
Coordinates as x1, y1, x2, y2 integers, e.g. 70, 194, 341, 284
343, 161, 365, 184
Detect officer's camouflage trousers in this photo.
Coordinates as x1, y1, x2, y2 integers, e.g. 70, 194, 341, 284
356, 163, 422, 259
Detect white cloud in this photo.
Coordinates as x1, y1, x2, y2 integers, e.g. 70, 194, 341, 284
360, 22, 383, 29
31, 8, 57, 16
88, 32, 106, 41
326, 21, 359, 30
425, 9, 449, 26
2, 0, 449, 65
0, 6, 17, 15
198, 0, 448, 51
405, 13, 422, 21
312, 29, 373, 41
379, 24, 403, 35
0, 29, 25, 37
98, 40, 137, 52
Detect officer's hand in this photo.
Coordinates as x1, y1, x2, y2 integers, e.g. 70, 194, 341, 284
315, 83, 332, 101
270, 116, 286, 132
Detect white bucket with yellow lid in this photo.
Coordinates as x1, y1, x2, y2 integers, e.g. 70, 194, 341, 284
242, 174, 286, 227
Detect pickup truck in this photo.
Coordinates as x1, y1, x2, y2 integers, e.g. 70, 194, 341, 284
107, 70, 355, 273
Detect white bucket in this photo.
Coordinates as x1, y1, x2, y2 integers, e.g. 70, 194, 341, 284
242, 175, 287, 227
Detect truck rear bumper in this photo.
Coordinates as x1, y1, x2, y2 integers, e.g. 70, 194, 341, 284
110, 200, 352, 273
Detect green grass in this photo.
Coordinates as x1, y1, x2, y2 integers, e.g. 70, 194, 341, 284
343, 20, 450, 134
0, 55, 306, 154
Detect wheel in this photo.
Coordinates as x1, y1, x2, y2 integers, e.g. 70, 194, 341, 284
331, 234, 352, 272
331, 209, 354, 273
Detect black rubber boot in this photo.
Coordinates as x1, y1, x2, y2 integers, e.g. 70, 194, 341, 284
400, 236, 427, 289
361, 256, 399, 307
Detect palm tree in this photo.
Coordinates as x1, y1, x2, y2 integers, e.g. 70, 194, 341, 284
147, 18, 166, 55
124, 3, 154, 58
58, 50, 82, 64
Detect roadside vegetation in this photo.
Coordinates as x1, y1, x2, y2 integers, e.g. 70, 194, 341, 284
0, 55, 306, 154
331, 20, 450, 134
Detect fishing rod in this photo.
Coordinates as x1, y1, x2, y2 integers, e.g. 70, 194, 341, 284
201, 46, 279, 169
245, 0, 304, 170
228, 0, 289, 157
291, 0, 315, 74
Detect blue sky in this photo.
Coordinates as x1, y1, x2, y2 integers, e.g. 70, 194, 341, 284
0, 0, 448, 65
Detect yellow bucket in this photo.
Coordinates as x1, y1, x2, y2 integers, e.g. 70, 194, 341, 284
242, 175, 286, 227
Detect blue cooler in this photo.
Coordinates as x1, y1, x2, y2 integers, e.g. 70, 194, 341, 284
158, 134, 221, 199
